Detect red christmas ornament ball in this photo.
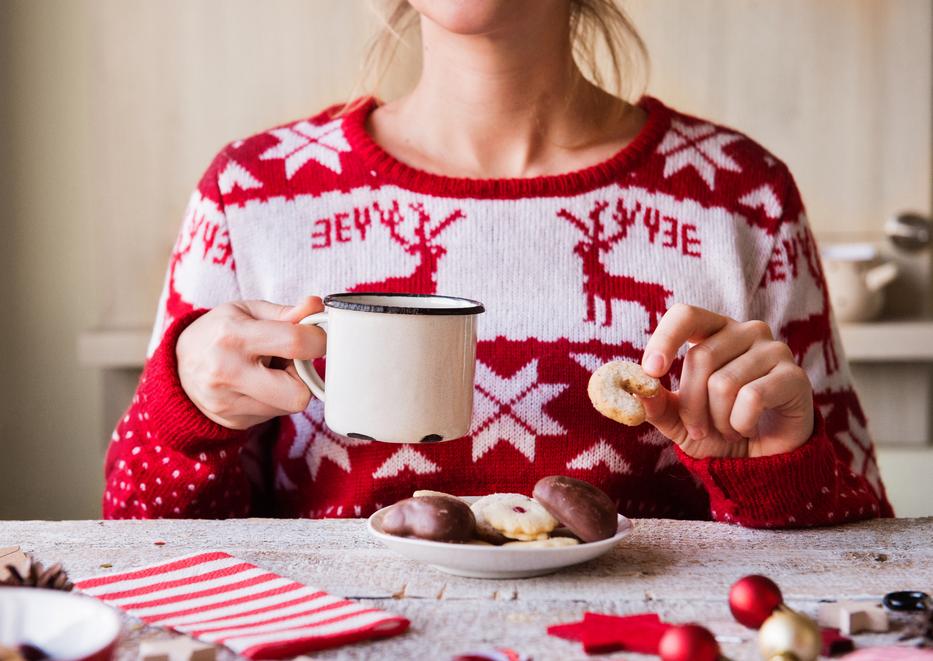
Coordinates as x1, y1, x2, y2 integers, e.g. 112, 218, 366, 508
729, 574, 784, 629
658, 624, 720, 661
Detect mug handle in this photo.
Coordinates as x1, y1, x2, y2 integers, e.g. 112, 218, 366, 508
294, 312, 328, 401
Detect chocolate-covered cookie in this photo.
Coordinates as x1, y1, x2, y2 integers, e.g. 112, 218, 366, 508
532, 476, 617, 542
413, 489, 462, 501
380, 495, 475, 542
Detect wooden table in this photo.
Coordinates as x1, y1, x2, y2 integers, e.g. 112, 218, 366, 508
2, 518, 931, 660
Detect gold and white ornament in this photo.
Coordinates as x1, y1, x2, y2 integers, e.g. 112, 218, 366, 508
758, 607, 821, 661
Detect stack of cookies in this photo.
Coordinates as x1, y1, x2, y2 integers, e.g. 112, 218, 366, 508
380, 476, 619, 547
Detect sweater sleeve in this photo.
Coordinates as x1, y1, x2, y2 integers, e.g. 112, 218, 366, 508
675, 171, 894, 528
103, 149, 257, 520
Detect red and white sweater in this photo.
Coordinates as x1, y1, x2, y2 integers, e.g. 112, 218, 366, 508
103, 97, 892, 526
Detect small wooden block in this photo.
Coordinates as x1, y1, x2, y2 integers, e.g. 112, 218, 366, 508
138, 637, 215, 661
817, 600, 889, 635
0, 546, 30, 581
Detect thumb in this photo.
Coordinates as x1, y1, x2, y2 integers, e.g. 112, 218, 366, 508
640, 387, 688, 445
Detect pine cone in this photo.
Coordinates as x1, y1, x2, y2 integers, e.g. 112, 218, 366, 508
0, 555, 73, 592
0, 645, 48, 661
0, 646, 26, 661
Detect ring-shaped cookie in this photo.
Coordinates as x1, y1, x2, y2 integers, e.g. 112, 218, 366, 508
587, 360, 661, 426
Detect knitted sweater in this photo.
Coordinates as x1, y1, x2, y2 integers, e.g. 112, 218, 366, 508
103, 97, 892, 526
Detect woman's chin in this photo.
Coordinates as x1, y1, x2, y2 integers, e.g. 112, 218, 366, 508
409, 0, 558, 37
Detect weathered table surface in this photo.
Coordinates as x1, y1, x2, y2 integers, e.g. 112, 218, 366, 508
2, 518, 931, 660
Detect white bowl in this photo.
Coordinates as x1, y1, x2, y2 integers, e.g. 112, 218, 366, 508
0, 587, 121, 660
367, 497, 633, 579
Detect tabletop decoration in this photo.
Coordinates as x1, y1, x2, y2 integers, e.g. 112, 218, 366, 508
820, 627, 854, 656
818, 600, 889, 635
73, 551, 409, 659
758, 608, 822, 661
657, 623, 720, 661
0, 548, 29, 583
898, 607, 933, 648
548, 612, 672, 654
729, 574, 784, 629
0, 644, 46, 661
884, 591, 932, 613
0, 548, 72, 592
728, 573, 827, 660
547, 572, 931, 659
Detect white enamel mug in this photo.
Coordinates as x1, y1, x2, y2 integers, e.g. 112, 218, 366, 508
294, 293, 484, 444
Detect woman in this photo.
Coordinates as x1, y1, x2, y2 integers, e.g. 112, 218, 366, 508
103, 0, 891, 526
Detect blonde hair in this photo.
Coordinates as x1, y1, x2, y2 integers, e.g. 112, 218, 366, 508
349, 0, 649, 107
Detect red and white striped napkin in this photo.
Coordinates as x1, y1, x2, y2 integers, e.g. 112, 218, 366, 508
74, 551, 409, 659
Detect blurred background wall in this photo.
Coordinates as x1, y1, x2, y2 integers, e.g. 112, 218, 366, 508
0, 0, 930, 519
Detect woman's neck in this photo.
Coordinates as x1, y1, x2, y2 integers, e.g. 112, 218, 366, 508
368, 9, 644, 179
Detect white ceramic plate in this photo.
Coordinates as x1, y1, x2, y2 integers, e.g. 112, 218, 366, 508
367, 496, 633, 579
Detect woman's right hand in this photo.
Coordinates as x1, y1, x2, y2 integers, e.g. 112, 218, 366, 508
176, 296, 326, 430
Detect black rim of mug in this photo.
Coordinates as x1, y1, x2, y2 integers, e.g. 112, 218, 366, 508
323, 292, 485, 316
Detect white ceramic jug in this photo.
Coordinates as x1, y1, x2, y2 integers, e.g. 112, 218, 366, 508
821, 244, 899, 323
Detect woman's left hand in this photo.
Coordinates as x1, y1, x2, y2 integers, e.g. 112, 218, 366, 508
640, 304, 814, 459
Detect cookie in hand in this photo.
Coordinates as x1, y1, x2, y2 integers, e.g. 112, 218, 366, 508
587, 360, 660, 426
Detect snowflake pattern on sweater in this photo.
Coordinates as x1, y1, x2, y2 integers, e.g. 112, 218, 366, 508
104, 97, 892, 526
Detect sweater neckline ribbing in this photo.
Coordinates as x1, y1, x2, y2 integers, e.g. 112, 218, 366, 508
340, 96, 671, 200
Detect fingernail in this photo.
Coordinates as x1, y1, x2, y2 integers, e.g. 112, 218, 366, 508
686, 425, 706, 440
644, 352, 664, 374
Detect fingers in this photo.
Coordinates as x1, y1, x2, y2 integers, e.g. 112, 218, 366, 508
640, 387, 688, 445
238, 362, 312, 414
636, 306, 813, 453
179, 300, 325, 430
283, 296, 325, 323
679, 320, 773, 441
706, 339, 790, 439
216, 364, 312, 428
281, 362, 303, 382
237, 320, 326, 360
642, 304, 730, 377
217, 298, 326, 360
238, 299, 302, 322
187, 375, 295, 430
235, 296, 324, 323
729, 362, 812, 437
